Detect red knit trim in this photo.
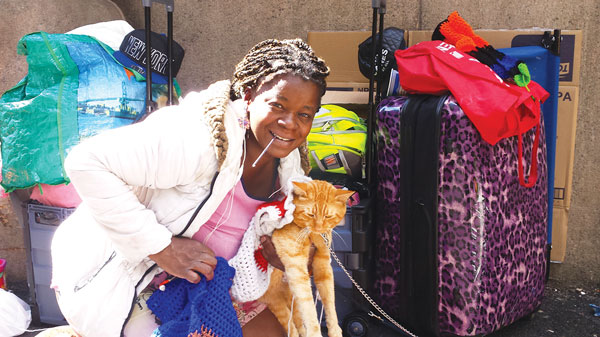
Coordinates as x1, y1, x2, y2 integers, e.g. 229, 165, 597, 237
254, 248, 269, 272
255, 197, 287, 217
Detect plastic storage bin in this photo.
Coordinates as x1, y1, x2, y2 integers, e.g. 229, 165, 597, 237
316, 197, 374, 325
27, 202, 75, 325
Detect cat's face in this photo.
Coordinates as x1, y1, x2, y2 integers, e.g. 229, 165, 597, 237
291, 180, 355, 234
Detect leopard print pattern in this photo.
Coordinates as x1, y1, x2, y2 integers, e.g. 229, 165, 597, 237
374, 96, 547, 336
373, 95, 407, 317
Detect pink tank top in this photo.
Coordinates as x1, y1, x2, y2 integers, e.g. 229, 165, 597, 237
191, 179, 271, 259
147, 175, 278, 290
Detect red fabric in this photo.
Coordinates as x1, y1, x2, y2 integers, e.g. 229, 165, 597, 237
395, 40, 549, 146
518, 124, 540, 188
253, 248, 268, 272
395, 41, 548, 188
255, 197, 287, 215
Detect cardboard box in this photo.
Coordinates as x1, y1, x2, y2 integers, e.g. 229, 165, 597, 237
408, 30, 582, 86
308, 31, 372, 84
308, 31, 406, 105
321, 81, 372, 105
553, 86, 579, 209
550, 205, 569, 263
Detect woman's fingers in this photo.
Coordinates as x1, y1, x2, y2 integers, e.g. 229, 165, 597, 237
183, 270, 202, 284
260, 235, 285, 271
194, 251, 218, 269
190, 259, 216, 281
149, 237, 217, 281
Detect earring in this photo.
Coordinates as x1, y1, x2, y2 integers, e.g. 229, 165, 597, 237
238, 110, 250, 130
239, 98, 251, 129
238, 116, 250, 129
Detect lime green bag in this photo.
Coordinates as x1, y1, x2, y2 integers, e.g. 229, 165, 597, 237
307, 105, 367, 178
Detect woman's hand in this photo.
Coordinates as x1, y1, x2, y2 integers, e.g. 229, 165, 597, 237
149, 237, 217, 283
260, 235, 315, 272
260, 235, 285, 271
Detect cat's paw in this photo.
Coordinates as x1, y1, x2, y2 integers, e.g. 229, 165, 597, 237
305, 325, 322, 337
327, 325, 343, 337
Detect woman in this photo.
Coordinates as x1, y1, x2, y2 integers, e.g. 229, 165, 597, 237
50, 38, 329, 337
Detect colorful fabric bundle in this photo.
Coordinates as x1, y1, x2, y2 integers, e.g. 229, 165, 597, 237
395, 40, 549, 187
146, 257, 242, 337
432, 11, 531, 87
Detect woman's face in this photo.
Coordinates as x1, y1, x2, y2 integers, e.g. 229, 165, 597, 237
245, 73, 321, 160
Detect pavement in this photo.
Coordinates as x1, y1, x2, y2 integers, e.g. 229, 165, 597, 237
8, 276, 600, 337
487, 277, 600, 337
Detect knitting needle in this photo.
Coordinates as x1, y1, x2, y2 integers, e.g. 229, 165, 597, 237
252, 136, 276, 167
158, 276, 175, 291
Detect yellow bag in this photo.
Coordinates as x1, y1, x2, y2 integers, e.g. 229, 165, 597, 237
307, 105, 367, 178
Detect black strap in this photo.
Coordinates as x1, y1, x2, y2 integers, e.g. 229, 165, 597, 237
399, 94, 444, 335
176, 171, 220, 237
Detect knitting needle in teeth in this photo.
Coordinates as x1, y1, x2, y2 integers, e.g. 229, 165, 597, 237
252, 136, 276, 167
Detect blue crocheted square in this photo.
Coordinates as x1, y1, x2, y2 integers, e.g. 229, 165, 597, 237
147, 257, 243, 337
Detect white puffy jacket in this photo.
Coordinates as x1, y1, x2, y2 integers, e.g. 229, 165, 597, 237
50, 80, 307, 337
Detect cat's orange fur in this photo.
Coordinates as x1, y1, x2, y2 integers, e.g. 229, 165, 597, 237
260, 180, 354, 337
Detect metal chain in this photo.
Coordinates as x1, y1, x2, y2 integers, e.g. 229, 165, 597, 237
321, 234, 418, 337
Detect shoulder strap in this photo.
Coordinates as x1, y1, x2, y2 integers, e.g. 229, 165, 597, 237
175, 172, 220, 237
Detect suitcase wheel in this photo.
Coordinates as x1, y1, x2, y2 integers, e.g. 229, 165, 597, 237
342, 311, 370, 337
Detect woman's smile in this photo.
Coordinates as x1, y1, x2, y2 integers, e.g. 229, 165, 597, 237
270, 131, 293, 142
245, 73, 321, 161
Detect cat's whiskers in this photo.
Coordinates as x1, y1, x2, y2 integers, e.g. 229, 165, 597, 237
302, 227, 312, 243
294, 227, 310, 244
303, 227, 312, 242
331, 229, 348, 250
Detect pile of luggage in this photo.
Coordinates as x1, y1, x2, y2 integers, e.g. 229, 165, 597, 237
316, 5, 560, 337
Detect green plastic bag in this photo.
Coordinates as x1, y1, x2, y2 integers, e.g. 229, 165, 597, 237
0, 32, 178, 192
0, 32, 81, 191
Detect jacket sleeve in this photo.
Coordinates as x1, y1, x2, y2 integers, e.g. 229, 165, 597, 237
64, 102, 217, 265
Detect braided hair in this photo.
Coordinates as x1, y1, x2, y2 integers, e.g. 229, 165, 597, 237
230, 38, 330, 100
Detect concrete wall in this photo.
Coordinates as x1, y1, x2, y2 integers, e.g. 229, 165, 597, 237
1, 0, 598, 287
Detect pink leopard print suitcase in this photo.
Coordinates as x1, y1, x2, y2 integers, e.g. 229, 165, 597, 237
373, 94, 548, 336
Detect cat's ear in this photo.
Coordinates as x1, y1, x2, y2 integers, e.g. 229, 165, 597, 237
335, 189, 355, 204
292, 181, 309, 198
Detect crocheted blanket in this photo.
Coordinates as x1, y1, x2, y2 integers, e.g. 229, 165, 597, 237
147, 257, 242, 337
228, 176, 311, 302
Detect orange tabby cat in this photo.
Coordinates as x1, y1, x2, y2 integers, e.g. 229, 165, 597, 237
260, 180, 354, 337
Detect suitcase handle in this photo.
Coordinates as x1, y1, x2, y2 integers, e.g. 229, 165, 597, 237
517, 120, 540, 188
371, 0, 386, 9
142, 0, 174, 12
142, 0, 176, 112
